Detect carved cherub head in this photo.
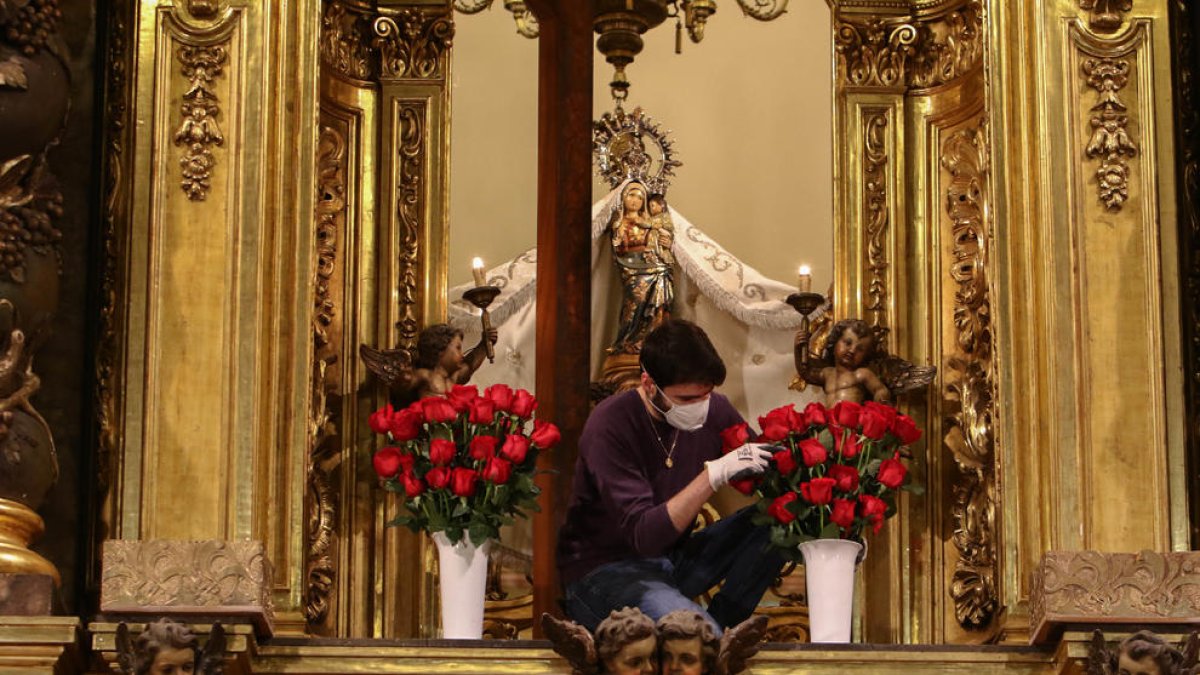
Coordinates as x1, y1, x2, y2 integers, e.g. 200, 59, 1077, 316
415, 323, 464, 372
131, 619, 198, 675
656, 611, 718, 675
1117, 631, 1187, 675
595, 607, 658, 675
823, 319, 878, 370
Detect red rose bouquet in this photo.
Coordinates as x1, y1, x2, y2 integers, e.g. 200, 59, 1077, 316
369, 383, 560, 546
722, 400, 922, 561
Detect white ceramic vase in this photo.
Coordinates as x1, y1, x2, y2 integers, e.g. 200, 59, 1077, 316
799, 538, 863, 643
432, 532, 491, 639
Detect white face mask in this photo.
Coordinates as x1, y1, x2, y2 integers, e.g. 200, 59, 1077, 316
648, 385, 711, 431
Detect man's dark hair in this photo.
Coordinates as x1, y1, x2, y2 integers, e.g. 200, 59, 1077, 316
639, 319, 726, 387
415, 323, 463, 369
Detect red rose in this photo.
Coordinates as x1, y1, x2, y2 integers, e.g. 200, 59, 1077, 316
481, 456, 512, 484
500, 434, 530, 464
729, 477, 759, 495
425, 466, 451, 489
369, 404, 394, 435
798, 438, 828, 467
469, 435, 498, 461
891, 414, 922, 445
768, 492, 798, 524
758, 417, 791, 443
446, 384, 478, 412
830, 498, 856, 530
511, 389, 538, 418
388, 408, 423, 442
401, 472, 425, 498
877, 455, 908, 489
468, 397, 496, 425
863, 401, 897, 425
485, 383, 515, 413
803, 402, 829, 427
420, 397, 458, 424
827, 463, 860, 493
429, 438, 457, 466
836, 431, 863, 459
773, 448, 797, 475
720, 423, 750, 453
831, 400, 862, 428
859, 494, 887, 534
450, 467, 479, 497
531, 420, 562, 449
860, 405, 891, 440
373, 446, 404, 479
800, 477, 836, 505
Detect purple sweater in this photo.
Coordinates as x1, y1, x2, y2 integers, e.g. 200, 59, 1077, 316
556, 389, 744, 585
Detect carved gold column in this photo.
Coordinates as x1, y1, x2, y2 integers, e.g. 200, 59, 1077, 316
100, 0, 320, 632
831, 0, 989, 644
988, 0, 1187, 642
310, 0, 453, 638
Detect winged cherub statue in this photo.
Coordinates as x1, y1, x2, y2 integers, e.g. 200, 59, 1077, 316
1086, 629, 1200, 675
115, 619, 226, 675
794, 318, 936, 407
359, 323, 497, 408
541, 609, 767, 675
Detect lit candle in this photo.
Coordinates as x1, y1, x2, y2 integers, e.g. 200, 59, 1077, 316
472, 257, 486, 287
798, 264, 812, 293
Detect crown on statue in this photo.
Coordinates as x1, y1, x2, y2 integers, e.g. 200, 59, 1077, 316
593, 106, 682, 196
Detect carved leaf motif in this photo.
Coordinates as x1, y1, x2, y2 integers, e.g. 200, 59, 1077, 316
0, 57, 27, 89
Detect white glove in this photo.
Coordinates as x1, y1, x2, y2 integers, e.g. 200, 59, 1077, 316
705, 443, 774, 491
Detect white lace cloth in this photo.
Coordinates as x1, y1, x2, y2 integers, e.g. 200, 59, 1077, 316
448, 182, 826, 423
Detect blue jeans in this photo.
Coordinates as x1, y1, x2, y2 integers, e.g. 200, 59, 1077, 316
562, 506, 785, 635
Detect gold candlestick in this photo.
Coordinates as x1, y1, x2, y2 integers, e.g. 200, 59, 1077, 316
787, 290, 825, 364
462, 285, 501, 363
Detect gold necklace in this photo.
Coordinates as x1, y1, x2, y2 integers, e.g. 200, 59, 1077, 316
643, 395, 679, 468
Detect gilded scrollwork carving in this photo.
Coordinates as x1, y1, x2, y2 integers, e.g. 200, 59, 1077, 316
1079, 0, 1132, 34
863, 110, 889, 333
174, 43, 228, 201
320, 1, 374, 82
1030, 550, 1200, 639
941, 119, 999, 631
100, 539, 276, 627
394, 102, 426, 349
1082, 56, 1138, 211
834, 0, 984, 89
372, 9, 455, 81
305, 125, 346, 629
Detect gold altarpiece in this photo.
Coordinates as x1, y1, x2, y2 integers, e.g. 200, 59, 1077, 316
23, 0, 1187, 670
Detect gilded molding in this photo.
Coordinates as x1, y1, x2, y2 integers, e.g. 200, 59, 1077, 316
1172, 0, 1200, 549
1079, 0, 1132, 34
941, 119, 999, 631
834, 0, 983, 89
100, 539, 276, 631
1082, 56, 1138, 211
372, 9, 455, 81
394, 102, 426, 349
1029, 550, 1200, 642
96, 0, 130, 504
188, 0, 219, 18
305, 125, 346, 629
863, 110, 889, 331
173, 43, 228, 201
321, 0, 375, 82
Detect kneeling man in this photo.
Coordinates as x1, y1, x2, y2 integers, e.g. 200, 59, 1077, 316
557, 320, 783, 634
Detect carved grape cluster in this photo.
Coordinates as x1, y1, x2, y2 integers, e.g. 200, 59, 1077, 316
3, 0, 61, 56
0, 190, 63, 282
